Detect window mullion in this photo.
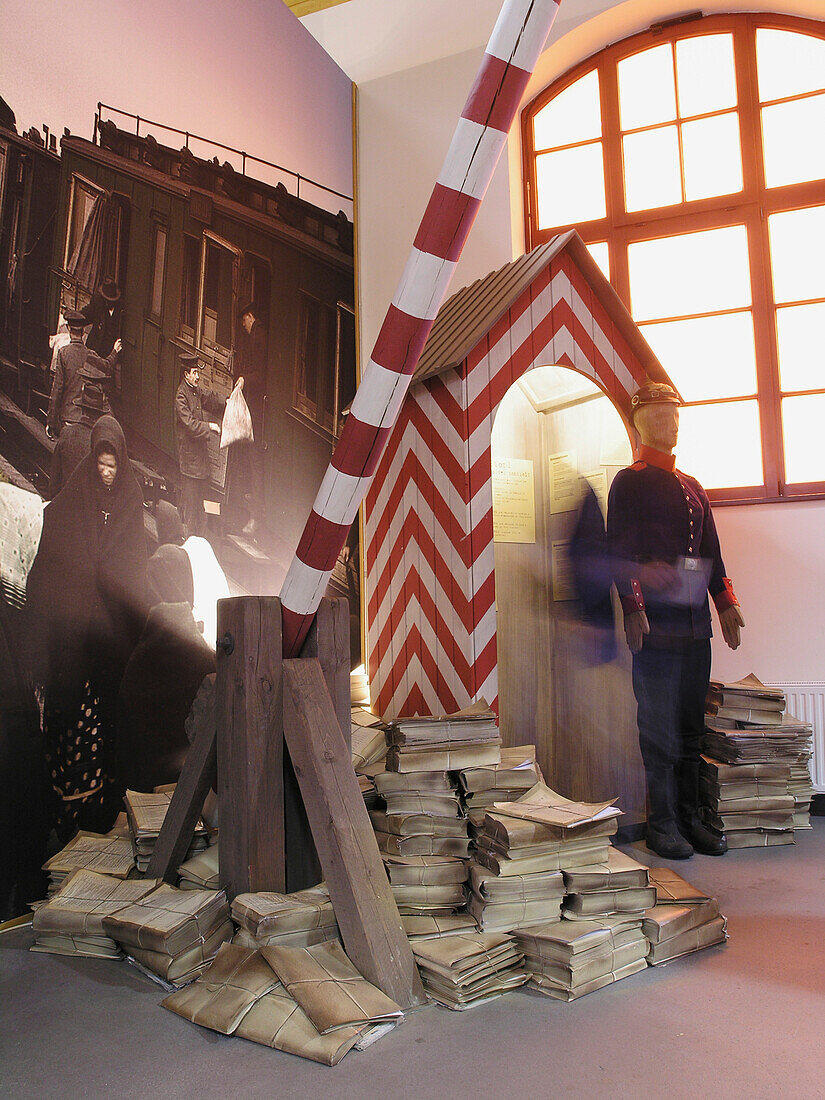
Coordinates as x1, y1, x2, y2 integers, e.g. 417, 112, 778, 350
600, 58, 629, 306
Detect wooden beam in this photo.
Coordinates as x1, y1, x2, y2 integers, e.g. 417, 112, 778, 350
146, 677, 217, 883
284, 597, 351, 891
217, 596, 285, 899
282, 657, 426, 1009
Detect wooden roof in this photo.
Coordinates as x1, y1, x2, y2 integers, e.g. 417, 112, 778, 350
413, 229, 670, 387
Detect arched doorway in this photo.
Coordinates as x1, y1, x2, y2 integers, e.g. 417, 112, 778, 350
491, 362, 645, 823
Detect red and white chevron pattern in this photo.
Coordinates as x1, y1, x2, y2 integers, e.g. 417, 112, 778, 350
365, 250, 647, 719
279, 0, 559, 658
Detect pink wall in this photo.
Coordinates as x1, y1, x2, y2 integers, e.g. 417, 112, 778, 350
1, 0, 353, 209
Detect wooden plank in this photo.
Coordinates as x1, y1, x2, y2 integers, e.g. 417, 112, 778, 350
216, 595, 285, 899
146, 677, 217, 883
301, 597, 351, 749
284, 597, 352, 891
282, 657, 426, 1009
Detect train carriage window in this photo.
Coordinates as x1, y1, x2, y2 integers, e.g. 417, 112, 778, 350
240, 253, 271, 328
102, 195, 130, 289
65, 176, 103, 271
149, 221, 167, 321
202, 237, 236, 353
294, 292, 337, 434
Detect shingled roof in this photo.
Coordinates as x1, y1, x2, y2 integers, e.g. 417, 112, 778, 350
413, 229, 670, 387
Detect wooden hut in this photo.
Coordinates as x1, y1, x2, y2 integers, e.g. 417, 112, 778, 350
363, 230, 673, 819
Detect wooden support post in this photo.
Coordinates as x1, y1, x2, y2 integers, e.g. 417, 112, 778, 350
284, 597, 351, 891
301, 597, 351, 751
217, 595, 285, 900
283, 657, 426, 1010
144, 679, 217, 883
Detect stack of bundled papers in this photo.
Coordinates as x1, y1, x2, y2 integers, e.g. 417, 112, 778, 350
467, 863, 564, 932
351, 709, 387, 773
401, 913, 478, 940
412, 931, 527, 1009
42, 831, 136, 894
458, 745, 543, 831
705, 673, 785, 726
514, 916, 648, 1001
178, 843, 220, 890
163, 941, 403, 1066
382, 854, 467, 918
102, 884, 232, 986
465, 784, 622, 933
474, 783, 621, 878
643, 867, 727, 965
561, 847, 654, 921
383, 701, 501, 773
231, 884, 339, 950
31, 870, 159, 958
371, 769, 471, 858
124, 789, 209, 873
699, 755, 796, 848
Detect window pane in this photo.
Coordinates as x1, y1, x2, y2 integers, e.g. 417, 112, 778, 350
776, 303, 825, 393
676, 34, 737, 117
640, 312, 757, 402
682, 112, 743, 201
534, 70, 601, 149
586, 241, 610, 280
756, 29, 825, 102
769, 206, 825, 303
617, 44, 676, 130
676, 401, 763, 489
623, 126, 681, 212
762, 95, 825, 188
628, 226, 751, 321
782, 394, 825, 483
536, 143, 606, 229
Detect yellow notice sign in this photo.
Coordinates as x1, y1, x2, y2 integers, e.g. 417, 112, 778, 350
492, 457, 535, 543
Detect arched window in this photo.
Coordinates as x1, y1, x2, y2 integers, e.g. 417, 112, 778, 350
522, 14, 825, 501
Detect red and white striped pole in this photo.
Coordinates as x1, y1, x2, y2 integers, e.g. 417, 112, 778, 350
280, 0, 561, 657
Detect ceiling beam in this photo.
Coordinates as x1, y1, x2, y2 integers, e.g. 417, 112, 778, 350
284, 0, 353, 18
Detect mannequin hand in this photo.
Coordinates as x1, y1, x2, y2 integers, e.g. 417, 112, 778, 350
113, 338, 122, 354
209, 422, 220, 432
719, 604, 745, 650
624, 609, 650, 654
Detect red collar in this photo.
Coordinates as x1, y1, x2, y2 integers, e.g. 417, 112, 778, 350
637, 444, 676, 472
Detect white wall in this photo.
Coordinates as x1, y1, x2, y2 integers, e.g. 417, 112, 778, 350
356, 0, 825, 691
1, 0, 353, 206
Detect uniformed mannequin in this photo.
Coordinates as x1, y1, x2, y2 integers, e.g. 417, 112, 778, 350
607, 382, 745, 860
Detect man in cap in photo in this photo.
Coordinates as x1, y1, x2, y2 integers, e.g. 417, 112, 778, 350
174, 352, 241, 538
607, 381, 745, 860
48, 362, 111, 497
46, 309, 121, 440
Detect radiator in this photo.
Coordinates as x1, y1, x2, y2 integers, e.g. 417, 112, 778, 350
772, 682, 825, 793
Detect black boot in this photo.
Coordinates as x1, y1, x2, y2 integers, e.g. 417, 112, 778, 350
645, 768, 694, 860
677, 760, 728, 856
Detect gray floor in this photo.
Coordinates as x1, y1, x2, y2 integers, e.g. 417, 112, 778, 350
2, 826, 824, 1100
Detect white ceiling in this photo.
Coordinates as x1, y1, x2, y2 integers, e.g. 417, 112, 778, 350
300, 0, 507, 84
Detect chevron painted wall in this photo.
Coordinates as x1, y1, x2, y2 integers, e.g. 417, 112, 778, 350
364, 239, 656, 720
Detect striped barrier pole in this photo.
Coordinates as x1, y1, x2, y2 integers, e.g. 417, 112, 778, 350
280, 0, 561, 658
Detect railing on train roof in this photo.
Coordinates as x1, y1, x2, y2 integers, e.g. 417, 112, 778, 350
94, 103, 353, 214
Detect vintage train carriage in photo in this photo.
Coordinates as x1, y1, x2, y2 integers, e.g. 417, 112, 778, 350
48, 110, 356, 576
0, 98, 60, 384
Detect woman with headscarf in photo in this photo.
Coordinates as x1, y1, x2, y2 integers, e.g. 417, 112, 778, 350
116, 543, 215, 793
26, 416, 148, 839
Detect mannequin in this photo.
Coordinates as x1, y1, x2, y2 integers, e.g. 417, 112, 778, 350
607, 382, 745, 860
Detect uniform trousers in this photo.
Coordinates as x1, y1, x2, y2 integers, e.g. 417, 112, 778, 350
631, 637, 711, 772
179, 475, 208, 538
